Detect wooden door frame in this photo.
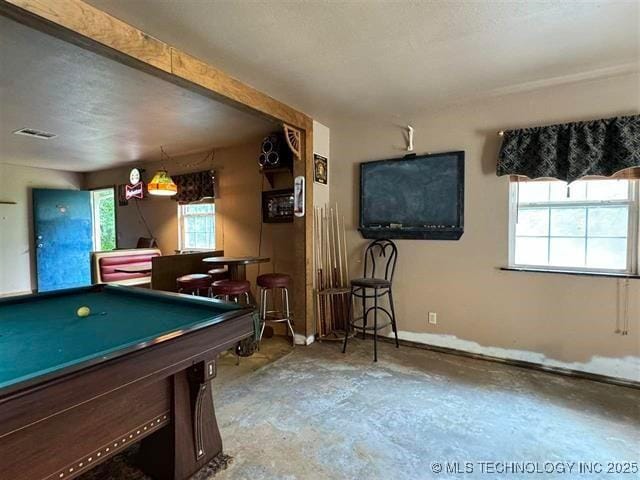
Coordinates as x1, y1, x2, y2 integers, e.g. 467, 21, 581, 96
0, 0, 315, 339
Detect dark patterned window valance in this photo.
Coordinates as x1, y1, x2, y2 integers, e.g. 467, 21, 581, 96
172, 170, 216, 203
497, 114, 640, 183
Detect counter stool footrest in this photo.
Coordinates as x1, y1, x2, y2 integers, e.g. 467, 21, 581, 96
350, 320, 392, 331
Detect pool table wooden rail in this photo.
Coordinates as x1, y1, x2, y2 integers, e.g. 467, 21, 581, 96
0, 296, 255, 480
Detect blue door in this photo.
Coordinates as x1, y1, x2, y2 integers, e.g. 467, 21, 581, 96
33, 189, 93, 292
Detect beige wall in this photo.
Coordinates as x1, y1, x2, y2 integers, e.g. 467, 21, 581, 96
0, 163, 83, 296
84, 137, 295, 290
330, 73, 640, 381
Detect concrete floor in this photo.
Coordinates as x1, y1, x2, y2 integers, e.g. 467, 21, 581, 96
82, 337, 640, 479
213, 338, 639, 479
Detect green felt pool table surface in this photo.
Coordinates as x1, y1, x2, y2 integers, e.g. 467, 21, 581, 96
0, 285, 246, 392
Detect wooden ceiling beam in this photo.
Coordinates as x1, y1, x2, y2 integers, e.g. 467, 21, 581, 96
0, 0, 172, 70
0, 0, 312, 131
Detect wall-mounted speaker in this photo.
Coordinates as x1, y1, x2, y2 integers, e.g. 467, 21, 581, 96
258, 132, 293, 170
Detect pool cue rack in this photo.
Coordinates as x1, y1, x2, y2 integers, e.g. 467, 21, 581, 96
313, 204, 352, 341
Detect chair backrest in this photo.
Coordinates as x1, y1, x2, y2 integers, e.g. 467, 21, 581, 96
92, 248, 161, 285
136, 237, 158, 248
363, 239, 398, 281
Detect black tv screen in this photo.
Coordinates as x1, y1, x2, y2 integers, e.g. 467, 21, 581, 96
359, 151, 464, 240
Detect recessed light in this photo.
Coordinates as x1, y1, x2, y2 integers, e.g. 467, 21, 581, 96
13, 128, 57, 140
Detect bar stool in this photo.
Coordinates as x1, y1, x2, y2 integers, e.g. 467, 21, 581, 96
257, 273, 294, 346
210, 279, 251, 304
342, 239, 399, 362
207, 267, 229, 283
176, 273, 212, 297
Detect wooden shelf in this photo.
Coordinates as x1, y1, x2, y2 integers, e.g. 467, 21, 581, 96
0, 201, 17, 205
261, 167, 292, 188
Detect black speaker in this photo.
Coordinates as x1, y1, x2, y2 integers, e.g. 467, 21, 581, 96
258, 132, 293, 170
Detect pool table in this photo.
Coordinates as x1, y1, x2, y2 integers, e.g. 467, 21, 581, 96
0, 284, 257, 480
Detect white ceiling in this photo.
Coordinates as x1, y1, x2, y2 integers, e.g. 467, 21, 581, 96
0, 16, 274, 172
86, 0, 640, 123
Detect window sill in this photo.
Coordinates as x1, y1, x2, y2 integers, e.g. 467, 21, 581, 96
500, 267, 640, 279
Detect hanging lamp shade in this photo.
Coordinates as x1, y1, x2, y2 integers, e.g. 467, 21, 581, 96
147, 169, 177, 196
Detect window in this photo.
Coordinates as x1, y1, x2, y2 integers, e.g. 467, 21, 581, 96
91, 188, 116, 251
178, 203, 216, 251
509, 179, 638, 274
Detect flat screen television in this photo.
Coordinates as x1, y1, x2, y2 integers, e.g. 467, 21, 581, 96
359, 151, 464, 240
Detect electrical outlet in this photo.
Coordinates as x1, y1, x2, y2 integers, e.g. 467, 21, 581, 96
428, 312, 437, 325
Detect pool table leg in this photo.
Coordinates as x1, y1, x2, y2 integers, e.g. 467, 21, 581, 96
138, 359, 222, 480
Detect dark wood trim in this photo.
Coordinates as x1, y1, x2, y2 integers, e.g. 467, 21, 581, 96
500, 267, 640, 280
371, 335, 640, 390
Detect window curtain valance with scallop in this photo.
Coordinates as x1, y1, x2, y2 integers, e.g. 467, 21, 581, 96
172, 170, 216, 203
497, 114, 640, 183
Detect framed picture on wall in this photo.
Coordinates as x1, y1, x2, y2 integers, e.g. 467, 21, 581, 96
314, 154, 328, 185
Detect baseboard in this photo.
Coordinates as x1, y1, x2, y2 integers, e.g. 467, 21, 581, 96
369, 335, 640, 390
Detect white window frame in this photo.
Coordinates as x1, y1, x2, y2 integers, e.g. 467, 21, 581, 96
508, 180, 639, 275
90, 187, 116, 252
177, 203, 216, 252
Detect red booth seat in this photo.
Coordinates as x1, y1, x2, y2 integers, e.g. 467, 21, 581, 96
92, 249, 161, 286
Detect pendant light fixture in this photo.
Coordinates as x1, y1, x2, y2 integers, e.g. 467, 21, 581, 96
148, 147, 178, 196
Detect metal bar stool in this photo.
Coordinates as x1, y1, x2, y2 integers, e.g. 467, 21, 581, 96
210, 279, 251, 304
176, 273, 212, 297
257, 273, 294, 346
342, 239, 399, 362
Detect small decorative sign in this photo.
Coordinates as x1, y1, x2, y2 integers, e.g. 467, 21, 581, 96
125, 167, 144, 200
125, 182, 144, 200
313, 154, 328, 185
129, 168, 141, 185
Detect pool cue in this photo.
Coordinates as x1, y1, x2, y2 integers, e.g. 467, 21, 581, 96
327, 207, 334, 333
341, 213, 349, 331
322, 206, 330, 336
333, 203, 345, 331
326, 206, 334, 334
332, 206, 340, 334
327, 206, 335, 335
316, 206, 323, 338
335, 203, 344, 285
314, 207, 322, 337
319, 206, 327, 337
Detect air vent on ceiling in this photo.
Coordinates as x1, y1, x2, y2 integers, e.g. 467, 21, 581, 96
13, 128, 58, 140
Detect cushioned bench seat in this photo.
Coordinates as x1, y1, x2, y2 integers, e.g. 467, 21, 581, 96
92, 249, 161, 286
